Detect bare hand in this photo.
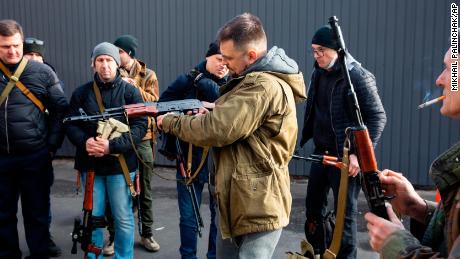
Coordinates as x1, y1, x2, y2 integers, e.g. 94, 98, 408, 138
379, 169, 425, 218
348, 154, 360, 177
156, 113, 174, 131
201, 101, 215, 110
186, 107, 210, 116
86, 137, 109, 157
122, 77, 136, 85
365, 203, 404, 252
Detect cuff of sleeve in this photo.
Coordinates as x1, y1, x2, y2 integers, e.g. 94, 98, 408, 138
381, 229, 421, 258
162, 114, 181, 134
424, 199, 437, 225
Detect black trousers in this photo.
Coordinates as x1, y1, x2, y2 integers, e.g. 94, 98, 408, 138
305, 150, 361, 259
0, 148, 53, 259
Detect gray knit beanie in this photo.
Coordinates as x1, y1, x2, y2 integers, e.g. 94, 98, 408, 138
91, 42, 120, 66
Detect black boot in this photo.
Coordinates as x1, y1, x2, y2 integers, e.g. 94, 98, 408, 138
48, 235, 62, 257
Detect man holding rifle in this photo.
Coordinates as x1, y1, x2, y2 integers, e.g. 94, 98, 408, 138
299, 24, 386, 258
98, 34, 161, 255
365, 47, 460, 258
66, 42, 147, 258
158, 13, 306, 258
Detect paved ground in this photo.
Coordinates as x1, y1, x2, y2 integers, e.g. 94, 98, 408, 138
16, 159, 436, 258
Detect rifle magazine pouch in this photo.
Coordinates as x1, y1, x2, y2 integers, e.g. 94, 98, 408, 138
97, 118, 129, 140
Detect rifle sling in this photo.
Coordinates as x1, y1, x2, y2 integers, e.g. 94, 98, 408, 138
93, 82, 136, 197
185, 142, 209, 185
0, 59, 45, 112
323, 138, 351, 259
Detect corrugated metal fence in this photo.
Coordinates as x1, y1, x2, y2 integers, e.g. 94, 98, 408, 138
2, 0, 458, 185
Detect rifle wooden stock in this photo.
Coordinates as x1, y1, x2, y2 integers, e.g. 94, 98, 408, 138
83, 170, 95, 211
329, 16, 389, 220
353, 127, 389, 220
81, 170, 102, 257
353, 128, 378, 172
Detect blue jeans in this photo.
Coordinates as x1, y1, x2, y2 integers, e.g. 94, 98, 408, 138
176, 169, 217, 259
216, 228, 282, 259
82, 172, 135, 259
0, 148, 52, 259
305, 160, 361, 259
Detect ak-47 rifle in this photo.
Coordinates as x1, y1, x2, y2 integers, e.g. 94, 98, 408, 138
63, 99, 212, 123
328, 16, 389, 219
71, 169, 106, 258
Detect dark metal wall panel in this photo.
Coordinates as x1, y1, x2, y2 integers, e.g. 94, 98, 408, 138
1, 0, 458, 185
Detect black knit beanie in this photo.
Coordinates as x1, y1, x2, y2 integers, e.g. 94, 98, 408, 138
113, 35, 138, 58
311, 25, 340, 50
23, 37, 45, 58
205, 41, 220, 57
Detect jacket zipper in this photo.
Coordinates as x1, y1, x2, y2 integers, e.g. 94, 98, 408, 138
329, 79, 340, 155
4, 96, 9, 153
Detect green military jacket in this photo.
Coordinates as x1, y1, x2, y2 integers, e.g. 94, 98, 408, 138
162, 70, 306, 238
381, 141, 460, 258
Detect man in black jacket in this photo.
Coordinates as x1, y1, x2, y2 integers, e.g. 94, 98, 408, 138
22, 36, 62, 257
300, 25, 386, 258
0, 20, 68, 259
66, 42, 147, 258
159, 41, 229, 259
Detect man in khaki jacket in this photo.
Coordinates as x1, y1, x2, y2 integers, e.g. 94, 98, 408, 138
101, 35, 160, 254
158, 13, 306, 258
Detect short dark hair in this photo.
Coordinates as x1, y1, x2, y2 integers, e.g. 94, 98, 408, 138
217, 13, 266, 51
0, 20, 23, 40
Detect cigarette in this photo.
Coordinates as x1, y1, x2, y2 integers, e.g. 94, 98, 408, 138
418, 96, 445, 109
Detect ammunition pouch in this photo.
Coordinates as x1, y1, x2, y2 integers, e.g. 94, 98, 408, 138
96, 118, 129, 140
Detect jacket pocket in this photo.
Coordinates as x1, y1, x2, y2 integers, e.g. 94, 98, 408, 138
229, 160, 281, 229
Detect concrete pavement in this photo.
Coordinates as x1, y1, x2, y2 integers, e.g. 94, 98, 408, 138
15, 159, 435, 258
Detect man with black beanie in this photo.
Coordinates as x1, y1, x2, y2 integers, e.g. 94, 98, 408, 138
299, 24, 387, 258
22, 36, 62, 257
23, 37, 45, 62
158, 41, 229, 259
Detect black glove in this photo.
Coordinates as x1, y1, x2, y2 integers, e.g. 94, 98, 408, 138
188, 69, 204, 85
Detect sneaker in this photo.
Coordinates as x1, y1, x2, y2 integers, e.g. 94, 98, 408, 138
140, 236, 160, 252
103, 240, 115, 256
48, 236, 62, 257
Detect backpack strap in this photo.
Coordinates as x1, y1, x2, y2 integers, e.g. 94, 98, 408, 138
0, 59, 45, 112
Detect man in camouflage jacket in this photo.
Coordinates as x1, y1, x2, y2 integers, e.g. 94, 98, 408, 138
365, 47, 460, 258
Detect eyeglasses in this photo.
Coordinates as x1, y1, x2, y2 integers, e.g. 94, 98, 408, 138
311, 47, 325, 57
24, 38, 44, 45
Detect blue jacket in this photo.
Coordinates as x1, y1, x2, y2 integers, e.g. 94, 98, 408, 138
159, 60, 229, 180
